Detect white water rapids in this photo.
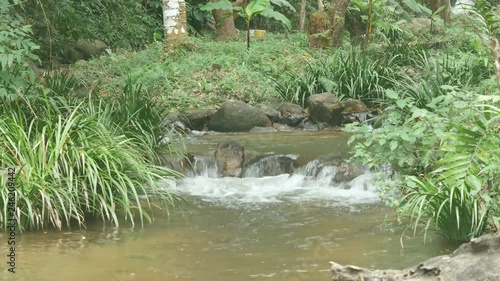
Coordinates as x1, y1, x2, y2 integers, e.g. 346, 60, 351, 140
164, 157, 382, 206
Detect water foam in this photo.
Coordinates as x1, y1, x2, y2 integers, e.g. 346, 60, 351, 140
164, 168, 381, 206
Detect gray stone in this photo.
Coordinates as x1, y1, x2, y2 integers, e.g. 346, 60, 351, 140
181, 108, 216, 131
307, 92, 342, 125
331, 231, 500, 281
208, 100, 272, 132
278, 102, 307, 127
214, 141, 245, 177
255, 104, 281, 123
244, 154, 297, 177
308, 93, 368, 126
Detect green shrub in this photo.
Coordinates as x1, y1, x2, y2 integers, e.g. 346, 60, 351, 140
348, 92, 500, 243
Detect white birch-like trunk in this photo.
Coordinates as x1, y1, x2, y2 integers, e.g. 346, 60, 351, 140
163, 0, 188, 46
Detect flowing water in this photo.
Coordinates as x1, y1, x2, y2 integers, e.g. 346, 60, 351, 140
1, 131, 451, 281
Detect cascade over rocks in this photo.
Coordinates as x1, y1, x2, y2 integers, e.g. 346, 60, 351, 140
214, 141, 245, 177
278, 102, 307, 126
331, 231, 500, 281
181, 108, 216, 131
208, 100, 272, 132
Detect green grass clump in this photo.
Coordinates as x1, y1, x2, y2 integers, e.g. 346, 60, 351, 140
0, 74, 181, 232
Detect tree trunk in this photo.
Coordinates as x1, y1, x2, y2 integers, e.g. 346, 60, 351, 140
299, 0, 307, 33
490, 36, 500, 92
318, 0, 324, 12
328, 0, 350, 47
212, 0, 239, 41
163, 0, 189, 46
431, 0, 451, 24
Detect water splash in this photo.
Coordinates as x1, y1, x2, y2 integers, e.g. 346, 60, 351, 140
164, 157, 382, 206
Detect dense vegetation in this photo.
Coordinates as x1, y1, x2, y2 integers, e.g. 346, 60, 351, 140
0, 0, 498, 245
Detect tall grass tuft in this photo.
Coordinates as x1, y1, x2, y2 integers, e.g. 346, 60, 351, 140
0, 76, 182, 232
274, 48, 401, 107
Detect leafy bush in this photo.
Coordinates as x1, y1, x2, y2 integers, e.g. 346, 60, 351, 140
0, 71, 182, 232
0, 0, 39, 96
348, 92, 500, 243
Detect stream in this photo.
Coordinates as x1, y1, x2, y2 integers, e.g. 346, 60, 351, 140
1, 131, 450, 281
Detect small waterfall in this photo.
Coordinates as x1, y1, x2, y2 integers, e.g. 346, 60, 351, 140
190, 154, 218, 177
164, 155, 382, 205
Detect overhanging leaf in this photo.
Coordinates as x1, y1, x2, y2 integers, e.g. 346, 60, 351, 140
245, 0, 271, 17
271, 0, 296, 12
260, 7, 291, 29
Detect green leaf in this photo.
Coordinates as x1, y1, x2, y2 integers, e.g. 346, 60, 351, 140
245, 0, 271, 18
260, 7, 291, 29
396, 99, 407, 109
270, 0, 296, 12
385, 89, 398, 99
390, 140, 398, 151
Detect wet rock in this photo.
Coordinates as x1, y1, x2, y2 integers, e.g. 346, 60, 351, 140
273, 123, 294, 132
278, 102, 307, 127
308, 93, 368, 126
250, 126, 277, 133
307, 92, 341, 125
302, 156, 364, 183
340, 99, 369, 124
255, 104, 281, 124
214, 141, 245, 177
244, 154, 297, 177
297, 121, 319, 131
181, 108, 216, 131
161, 154, 195, 177
331, 231, 500, 281
208, 100, 272, 132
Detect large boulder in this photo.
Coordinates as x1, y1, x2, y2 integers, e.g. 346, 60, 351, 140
308, 93, 368, 126
208, 100, 271, 132
331, 231, 500, 281
181, 108, 216, 131
307, 92, 340, 124
214, 141, 245, 177
278, 102, 307, 126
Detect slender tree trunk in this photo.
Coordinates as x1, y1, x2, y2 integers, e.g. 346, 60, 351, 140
163, 0, 189, 46
329, 0, 350, 47
212, 0, 239, 41
431, 0, 451, 24
246, 21, 251, 50
299, 0, 307, 33
318, 0, 324, 12
490, 36, 500, 92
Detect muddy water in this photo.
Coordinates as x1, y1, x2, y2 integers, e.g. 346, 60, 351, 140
1, 131, 450, 281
